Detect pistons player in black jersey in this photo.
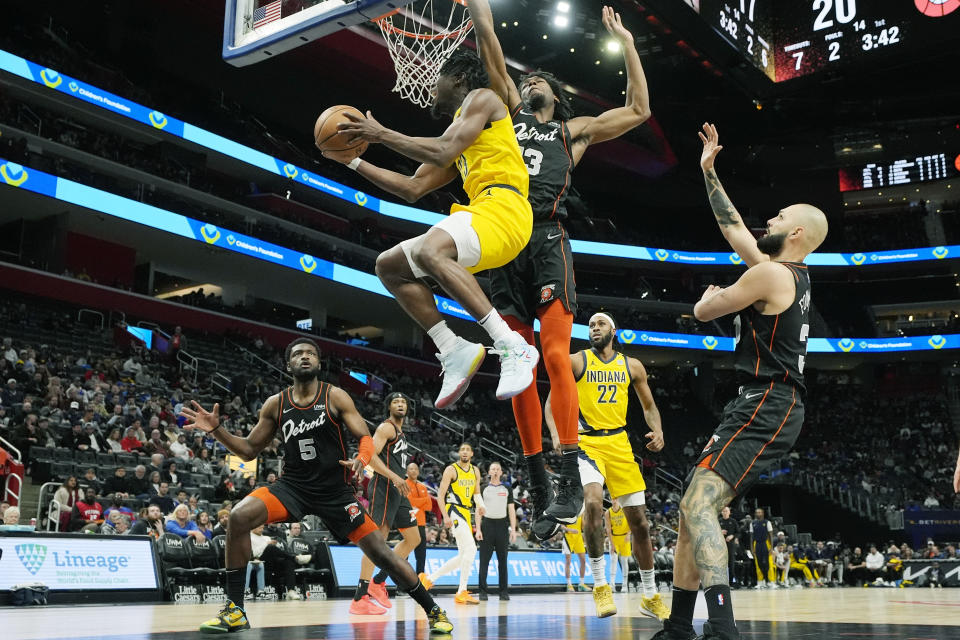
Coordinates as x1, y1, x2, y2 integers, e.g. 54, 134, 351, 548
652, 125, 828, 640
468, 1, 652, 539
181, 338, 453, 634
350, 392, 422, 615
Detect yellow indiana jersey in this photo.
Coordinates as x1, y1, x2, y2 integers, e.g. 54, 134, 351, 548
453, 102, 528, 203
446, 462, 477, 510
564, 515, 586, 554
608, 506, 630, 537
575, 349, 632, 432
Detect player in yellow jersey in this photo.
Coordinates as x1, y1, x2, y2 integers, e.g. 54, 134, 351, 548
421, 443, 486, 604
606, 498, 632, 592
546, 312, 669, 621
562, 512, 589, 592
334, 50, 538, 411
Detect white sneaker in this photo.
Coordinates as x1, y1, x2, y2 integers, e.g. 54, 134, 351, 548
435, 338, 486, 409
287, 589, 302, 600
492, 332, 539, 400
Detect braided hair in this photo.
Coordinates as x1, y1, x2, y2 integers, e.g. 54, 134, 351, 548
519, 69, 574, 121
438, 49, 490, 92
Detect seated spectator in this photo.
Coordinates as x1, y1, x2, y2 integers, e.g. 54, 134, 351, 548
250, 524, 300, 600
148, 453, 166, 475
130, 504, 165, 538
810, 541, 834, 585
81, 467, 102, 496
774, 543, 790, 586
78, 422, 108, 452
196, 510, 214, 539
150, 481, 175, 514
163, 420, 181, 445
165, 503, 206, 541
106, 427, 124, 452
70, 487, 104, 532
149, 470, 163, 495
212, 508, 230, 537
53, 476, 80, 531
102, 496, 135, 527
0, 505, 25, 530
239, 475, 257, 499
788, 545, 817, 587
174, 489, 190, 510
128, 465, 151, 499
103, 467, 131, 499
61, 422, 85, 450
187, 494, 200, 518
865, 545, 886, 583
121, 426, 145, 454
192, 447, 214, 475
100, 509, 124, 534
164, 461, 182, 488
170, 433, 191, 459
127, 417, 147, 442
144, 429, 172, 458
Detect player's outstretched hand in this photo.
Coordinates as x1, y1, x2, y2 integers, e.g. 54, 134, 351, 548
180, 401, 220, 433
390, 472, 410, 497
338, 111, 386, 144
339, 457, 365, 483
698, 122, 723, 171
645, 430, 665, 452
601, 6, 633, 46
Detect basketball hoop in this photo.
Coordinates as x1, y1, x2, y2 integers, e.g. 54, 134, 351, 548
375, 0, 474, 109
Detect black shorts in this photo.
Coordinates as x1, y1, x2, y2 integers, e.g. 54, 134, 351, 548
690, 382, 804, 494
368, 474, 416, 530
257, 480, 376, 544
490, 220, 577, 325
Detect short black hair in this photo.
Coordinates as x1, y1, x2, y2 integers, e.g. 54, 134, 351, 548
518, 69, 574, 121
384, 392, 409, 412
439, 49, 490, 92
284, 337, 320, 363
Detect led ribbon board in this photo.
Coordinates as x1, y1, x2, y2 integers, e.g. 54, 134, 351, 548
3, 157, 957, 354
1, 49, 956, 267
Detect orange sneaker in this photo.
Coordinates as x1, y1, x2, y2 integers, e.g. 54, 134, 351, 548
454, 590, 480, 604
418, 573, 434, 590
349, 595, 387, 615
367, 580, 392, 609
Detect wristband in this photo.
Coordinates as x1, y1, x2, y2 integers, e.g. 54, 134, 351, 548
346, 157, 362, 171
357, 435, 374, 466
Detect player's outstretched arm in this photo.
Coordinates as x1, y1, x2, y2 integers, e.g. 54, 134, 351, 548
567, 7, 651, 163
180, 396, 278, 461
693, 261, 794, 322
627, 358, 663, 452
699, 122, 768, 267
338, 157, 458, 203
467, 0, 522, 110
337, 90, 505, 167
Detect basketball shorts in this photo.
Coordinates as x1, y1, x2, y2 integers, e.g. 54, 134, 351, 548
368, 474, 417, 530
578, 428, 647, 499
490, 220, 577, 325
400, 185, 532, 279
611, 535, 632, 557
250, 481, 377, 544
691, 382, 804, 494
445, 503, 472, 531
563, 531, 586, 555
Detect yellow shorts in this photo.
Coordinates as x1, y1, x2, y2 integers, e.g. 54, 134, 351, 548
446, 503, 472, 531
578, 429, 647, 499
612, 535, 632, 557
563, 531, 586, 555
453, 186, 532, 273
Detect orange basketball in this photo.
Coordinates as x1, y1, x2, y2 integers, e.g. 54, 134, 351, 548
314, 105, 368, 162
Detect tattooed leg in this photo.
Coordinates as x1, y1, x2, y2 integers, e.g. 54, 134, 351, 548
679, 467, 736, 587
673, 513, 700, 590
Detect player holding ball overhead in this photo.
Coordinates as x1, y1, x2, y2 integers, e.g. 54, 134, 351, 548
318, 49, 539, 412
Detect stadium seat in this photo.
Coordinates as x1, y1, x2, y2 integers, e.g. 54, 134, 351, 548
96, 452, 116, 466
116, 453, 136, 466
53, 448, 74, 462
198, 484, 215, 501
288, 537, 332, 594
75, 450, 97, 465
50, 461, 73, 481
157, 533, 194, 596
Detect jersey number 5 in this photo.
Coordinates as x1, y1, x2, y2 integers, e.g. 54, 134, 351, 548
597, 384, 618, 404
522, 148, 543, 176
299, 439, 317, 461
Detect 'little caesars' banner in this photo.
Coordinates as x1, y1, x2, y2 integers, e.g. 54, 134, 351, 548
328, 545, 622, 588
0, 535, 159, 590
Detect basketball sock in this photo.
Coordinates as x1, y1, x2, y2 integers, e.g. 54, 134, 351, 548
427, 321, 459, 356
590, 556, 607, 587
373, 568, 388, 584
609, 551, 618, 586
704, 584, 737, 632
559, 449, 579, 481
668, 587, 698, 630
353, 579, 369, 601
537, 302, 578, 445
640, 568, 656, 597
525, 452, 548, 490
225, 567, 245, 608
479, 308, 515, 346
405, 581, 436, 614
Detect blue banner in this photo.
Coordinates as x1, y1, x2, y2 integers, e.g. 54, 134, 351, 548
2, 48, 957, 268
4, 156, 959, 354
327, 544, 621, 588
903, 510, 960, 548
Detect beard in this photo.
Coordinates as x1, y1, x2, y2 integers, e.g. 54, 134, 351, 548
525, 91, 548, 111
756, 232, 787, 256
292, 365, 320, 382
590, 331, 614, 350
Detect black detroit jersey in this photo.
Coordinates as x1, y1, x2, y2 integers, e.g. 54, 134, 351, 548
275, 382, 348, 493
511, 106, 573, 221
733, 262, 811, 392
378, 420, 409, 477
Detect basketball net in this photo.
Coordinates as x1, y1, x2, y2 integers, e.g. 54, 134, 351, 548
376, 0, 473, 109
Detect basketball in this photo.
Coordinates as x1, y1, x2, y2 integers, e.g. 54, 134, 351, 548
314, 105, 368, 162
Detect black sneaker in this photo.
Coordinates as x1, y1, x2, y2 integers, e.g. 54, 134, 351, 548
699, 621, 741, 640
649, 619, 697, 640
479, 591, 488, 601
532, 476, 583, 540
527, 480, 552, 523
499, 592, 510, 601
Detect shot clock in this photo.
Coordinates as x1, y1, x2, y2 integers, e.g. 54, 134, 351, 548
691, 1, 958, 82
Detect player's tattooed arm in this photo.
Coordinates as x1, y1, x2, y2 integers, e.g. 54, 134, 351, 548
703, 168, 740, 228
682, 468, 736, 587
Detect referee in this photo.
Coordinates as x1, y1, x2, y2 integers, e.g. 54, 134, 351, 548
475, 461, 517, 601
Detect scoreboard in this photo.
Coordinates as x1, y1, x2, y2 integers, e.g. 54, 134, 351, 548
838, 150, 960, 192
692, 1, 959, 82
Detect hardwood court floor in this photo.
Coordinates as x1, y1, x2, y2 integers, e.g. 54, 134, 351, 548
6, 588, 959, 639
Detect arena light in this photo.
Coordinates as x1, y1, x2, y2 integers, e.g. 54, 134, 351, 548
605, 39, 620, 52
556, 1, 570, 12
553, 14, 569, 28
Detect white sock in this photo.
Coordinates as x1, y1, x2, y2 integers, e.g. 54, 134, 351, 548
620, 556, 629, 591
427, 320, 459, 355
640, 568, 656, 597
478, 309, 514, 345
590, 556, 607, 587
610, 552, 619, 586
